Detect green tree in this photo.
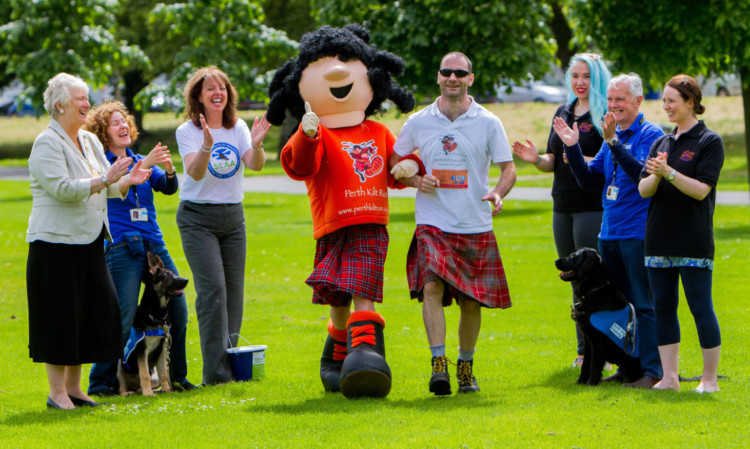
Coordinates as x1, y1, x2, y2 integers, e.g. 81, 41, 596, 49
0, 0, 147, 113
572, 0, 750, 186
313, 0, 556, 99
262, 0, 315, 41
148, 0, 297, 106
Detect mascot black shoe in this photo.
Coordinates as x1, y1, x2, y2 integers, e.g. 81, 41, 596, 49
340, 311, 391, 398
320, 320, 348, 392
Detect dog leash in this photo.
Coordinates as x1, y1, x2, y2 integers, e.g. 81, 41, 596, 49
623, 303, 637, 356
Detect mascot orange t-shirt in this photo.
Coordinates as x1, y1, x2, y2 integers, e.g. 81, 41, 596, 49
281, 120, 399, 239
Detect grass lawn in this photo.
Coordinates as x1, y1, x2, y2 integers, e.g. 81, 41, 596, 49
0, 179, 748, 448
1, 96, 748, 191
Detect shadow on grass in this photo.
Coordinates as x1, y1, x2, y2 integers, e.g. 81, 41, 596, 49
248, 393, 502, 415
540, 367, 721, 403
715, 224, 750, 240
0, 194, 32, 203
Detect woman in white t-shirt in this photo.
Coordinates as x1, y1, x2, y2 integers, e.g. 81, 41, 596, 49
175, 66, 270, 385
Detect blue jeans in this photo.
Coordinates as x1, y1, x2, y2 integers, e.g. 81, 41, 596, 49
599, 239, 662, 379
88, 242, 189, 394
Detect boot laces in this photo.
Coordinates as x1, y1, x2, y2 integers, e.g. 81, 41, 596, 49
350, 324, 376, 348
432, 356, 450, 374
457, 360, 476, 386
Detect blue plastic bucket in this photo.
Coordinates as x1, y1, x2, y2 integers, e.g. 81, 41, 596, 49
227, 335, 266, 381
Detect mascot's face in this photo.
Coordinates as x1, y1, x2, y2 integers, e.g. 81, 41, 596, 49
298, 56, 373, 129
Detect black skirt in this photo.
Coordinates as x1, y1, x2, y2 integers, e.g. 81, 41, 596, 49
26, 227, 122, 365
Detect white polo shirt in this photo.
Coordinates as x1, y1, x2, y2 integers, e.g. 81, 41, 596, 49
176, 119, 252, 204
394, 97, 512, 233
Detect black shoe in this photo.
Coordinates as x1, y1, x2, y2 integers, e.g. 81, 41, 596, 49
339, 311, 392, 399
46, 397, 65, 410
429, 356, 452, 396
172, 379, 198, 392
68, 395, 102, 407
456, 359, 480, 393
320, 333, 347, 393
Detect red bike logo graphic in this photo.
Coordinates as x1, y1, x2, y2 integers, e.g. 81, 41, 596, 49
341, 140, 384, 182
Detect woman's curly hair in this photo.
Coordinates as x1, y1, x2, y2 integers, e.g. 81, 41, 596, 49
85, 100, 139, 150
267, 24, 415, 126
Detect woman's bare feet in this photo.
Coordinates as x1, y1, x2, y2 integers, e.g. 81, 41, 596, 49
694, 381, 720, 393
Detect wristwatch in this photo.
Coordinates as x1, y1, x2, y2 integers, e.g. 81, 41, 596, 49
666, 169, 677, 181
609, 137, 620, 147
100, 174, 108, 187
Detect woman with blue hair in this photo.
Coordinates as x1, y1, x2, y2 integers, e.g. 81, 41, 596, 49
512, 53, 611, 367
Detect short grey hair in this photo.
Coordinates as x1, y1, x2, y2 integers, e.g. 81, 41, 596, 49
43, 73, 89, 119
609, 73, 643, 98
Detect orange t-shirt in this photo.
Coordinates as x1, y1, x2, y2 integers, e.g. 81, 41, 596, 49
281, 120, 400, 239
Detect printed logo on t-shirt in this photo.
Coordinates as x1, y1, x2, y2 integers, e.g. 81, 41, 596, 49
440, 135, 458, 154
207, 143, 241, 179
680, 149, 695, 162
578, 122, 593, 133
341, 140, 384, 182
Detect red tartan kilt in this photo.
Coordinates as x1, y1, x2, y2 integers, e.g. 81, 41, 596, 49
406, 224, 511, 308
307, 224, 388, 306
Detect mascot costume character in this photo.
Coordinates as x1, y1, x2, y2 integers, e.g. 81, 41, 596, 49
267, 24, 423, 398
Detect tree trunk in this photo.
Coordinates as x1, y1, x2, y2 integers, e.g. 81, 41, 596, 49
122, 70, 148, 148
741, 66, 750, 196
548, 0, 577, 71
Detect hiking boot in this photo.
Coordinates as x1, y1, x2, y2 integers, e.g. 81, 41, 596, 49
320, 320, 348, 393
429, 356, 451, 396
456, 359, 480, 393
339, 311, 391, 399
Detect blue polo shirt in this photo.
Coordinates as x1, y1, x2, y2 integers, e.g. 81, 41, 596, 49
105, 148, 179, 245
565, 112, 664, 241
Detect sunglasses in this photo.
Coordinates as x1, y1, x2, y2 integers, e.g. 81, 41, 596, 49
439, 68, 470, 78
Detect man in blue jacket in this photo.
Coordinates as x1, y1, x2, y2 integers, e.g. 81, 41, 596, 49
552, 73, 663, 388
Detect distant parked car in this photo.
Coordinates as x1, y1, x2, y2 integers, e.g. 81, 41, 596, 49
700, 73, 742, 97
496, 77, 567, 104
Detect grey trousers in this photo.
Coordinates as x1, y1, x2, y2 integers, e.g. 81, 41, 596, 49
177, 201, 246, 385
552, 210, 602, 355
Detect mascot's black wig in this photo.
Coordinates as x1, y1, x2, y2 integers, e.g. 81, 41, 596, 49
266, 24, 415, 126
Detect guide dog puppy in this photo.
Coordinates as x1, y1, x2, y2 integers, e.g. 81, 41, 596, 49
117, 252, 189, 396
555, 248, 643, 386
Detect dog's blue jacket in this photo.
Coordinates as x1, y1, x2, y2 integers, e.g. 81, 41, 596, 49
122, 327, 169, 374
590, 306, 639, 358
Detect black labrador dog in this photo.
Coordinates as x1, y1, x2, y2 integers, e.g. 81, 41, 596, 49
555, 248, 643, 385
117, 252, 188, 396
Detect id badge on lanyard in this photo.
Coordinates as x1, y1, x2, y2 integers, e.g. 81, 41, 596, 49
606, 131, 634, 202
128, 182, 148, 222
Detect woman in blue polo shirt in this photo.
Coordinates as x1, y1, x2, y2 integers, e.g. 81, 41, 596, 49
84, 100, 195, 396
639, 75, 724, 393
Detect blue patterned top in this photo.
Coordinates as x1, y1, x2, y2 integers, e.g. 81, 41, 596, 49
645, 256, 713, 271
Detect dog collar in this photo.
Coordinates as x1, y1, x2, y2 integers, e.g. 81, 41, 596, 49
577, 282, 609, 301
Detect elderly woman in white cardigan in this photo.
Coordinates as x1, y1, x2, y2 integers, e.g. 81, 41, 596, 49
26, 73, 151, 410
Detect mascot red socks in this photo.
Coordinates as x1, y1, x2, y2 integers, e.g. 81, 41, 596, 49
267, 24, 419, 398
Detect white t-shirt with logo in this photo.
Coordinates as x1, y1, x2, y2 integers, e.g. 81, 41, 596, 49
394, 98, 512, 234
176, 119, 251, 204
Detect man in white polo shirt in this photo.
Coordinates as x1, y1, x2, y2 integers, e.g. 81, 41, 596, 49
389, 52, 516, 395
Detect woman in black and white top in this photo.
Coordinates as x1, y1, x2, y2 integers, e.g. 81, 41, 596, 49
639, 74, 724, 393
26, 73, 150, 409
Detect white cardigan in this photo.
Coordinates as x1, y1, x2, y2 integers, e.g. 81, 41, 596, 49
26, 119, 124, 244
